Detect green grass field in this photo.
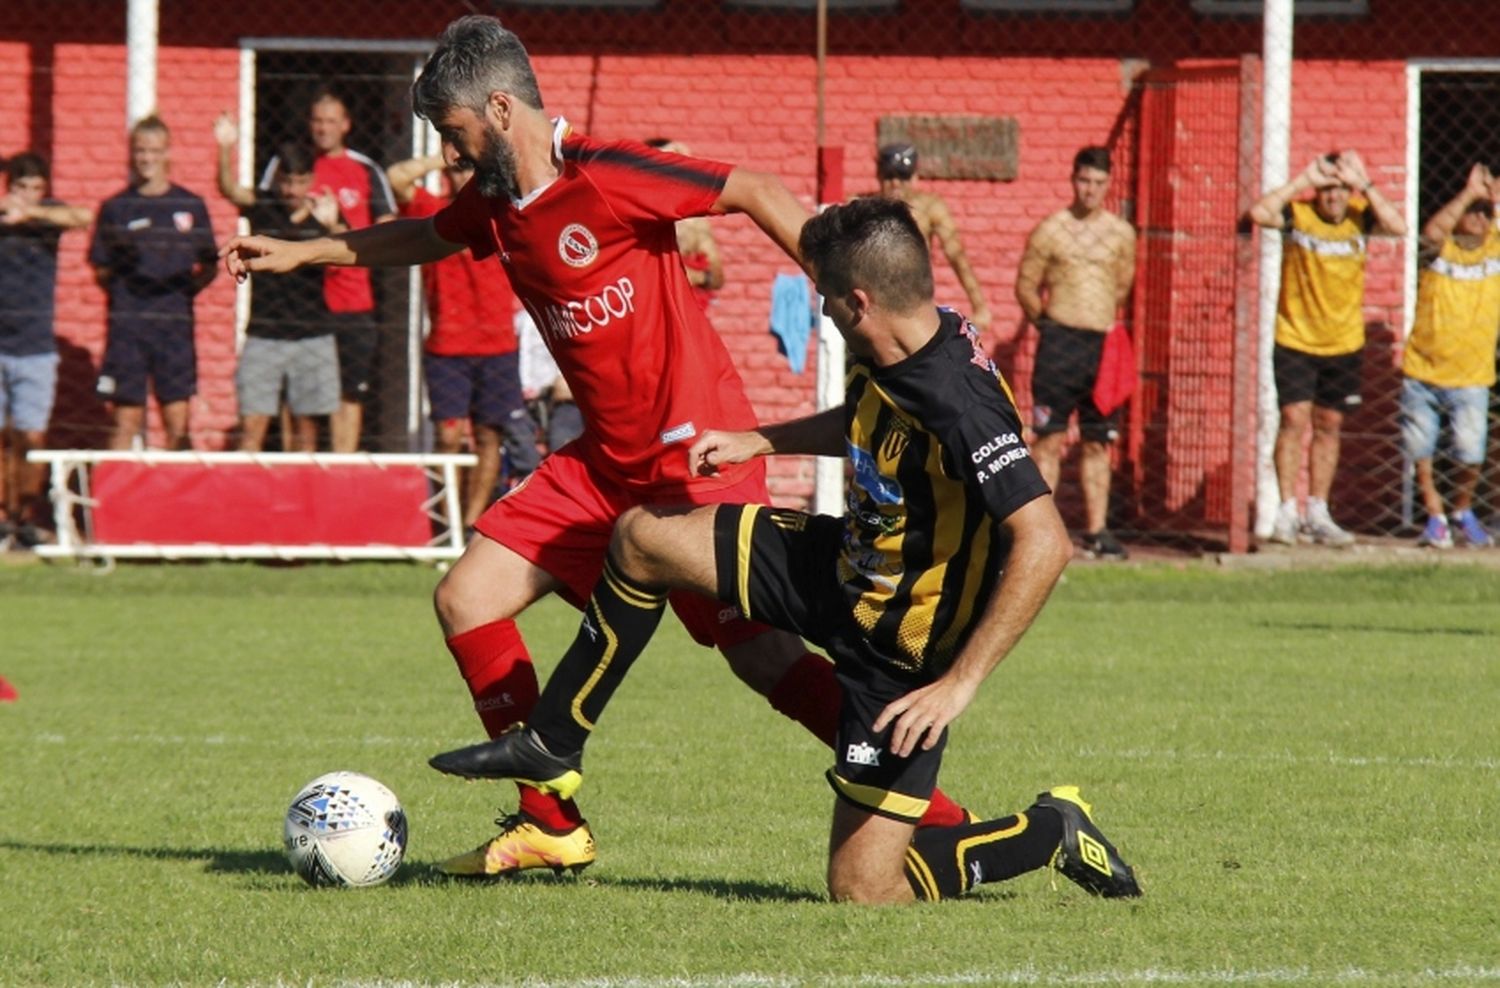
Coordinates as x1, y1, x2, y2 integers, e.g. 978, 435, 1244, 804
1, 560, 1497, 987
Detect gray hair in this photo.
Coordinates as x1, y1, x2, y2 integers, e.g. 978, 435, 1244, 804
412, 15, 544, 121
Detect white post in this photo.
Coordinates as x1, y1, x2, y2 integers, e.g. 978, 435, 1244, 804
125, 0, 159, 127
813, 313, 846, 517
1254, 0, 1294, 538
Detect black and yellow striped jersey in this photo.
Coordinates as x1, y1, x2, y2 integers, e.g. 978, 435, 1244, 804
838, 308, 1050, 676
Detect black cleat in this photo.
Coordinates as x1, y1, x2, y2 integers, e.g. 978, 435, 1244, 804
429, 724, 584, 799
1034, 785, 1142, 898
1081, 530, 1129, 560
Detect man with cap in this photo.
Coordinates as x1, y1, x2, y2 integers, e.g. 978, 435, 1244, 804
870, 142, 991, 334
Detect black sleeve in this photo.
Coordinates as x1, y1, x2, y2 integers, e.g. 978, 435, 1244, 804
942, 384, 1051, 523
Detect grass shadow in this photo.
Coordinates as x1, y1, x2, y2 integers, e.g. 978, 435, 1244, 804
584, 875, 821, 902
1252, 620, 1496, 637
0, 839, 426, 887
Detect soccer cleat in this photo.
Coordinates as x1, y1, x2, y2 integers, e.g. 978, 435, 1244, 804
1417, 515, 1453, 549
438, 813, 596, 878
429, 724, 584, 799
1303, 502, 1355, 548
1081, 529, 1129, 560
1033, 785, 1141, 898
1451, 509, 1494, 549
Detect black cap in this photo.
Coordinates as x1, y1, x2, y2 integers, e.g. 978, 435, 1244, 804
877, 142, 918, 180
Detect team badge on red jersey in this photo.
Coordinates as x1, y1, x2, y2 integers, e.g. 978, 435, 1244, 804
558, 223, 599, 268
172, 211, 195, 232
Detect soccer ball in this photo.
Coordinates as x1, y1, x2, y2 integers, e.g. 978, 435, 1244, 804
283, 771, 408, 888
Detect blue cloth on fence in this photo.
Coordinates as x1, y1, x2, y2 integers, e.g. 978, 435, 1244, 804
769, 272, 813, 374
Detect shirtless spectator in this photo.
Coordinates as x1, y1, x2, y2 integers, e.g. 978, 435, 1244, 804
644, 138, 723, 311
1015, 146, 1137, 559
870, 142, 991, 333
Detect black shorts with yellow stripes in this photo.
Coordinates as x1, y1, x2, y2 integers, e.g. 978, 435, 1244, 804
712, 503, 947, 824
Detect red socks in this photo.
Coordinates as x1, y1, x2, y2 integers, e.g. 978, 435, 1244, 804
445, 619, 583, 831
766, 652, 969, 829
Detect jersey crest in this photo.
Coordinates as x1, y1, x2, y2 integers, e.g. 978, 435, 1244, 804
558, 223, 600, 268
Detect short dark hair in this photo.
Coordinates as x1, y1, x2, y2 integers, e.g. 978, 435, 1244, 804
309, 88, 349, 115
799, 197, 933, 314
274, 143, 316, 178
643, 137, 672, 149
5, 151, 49, 184
1073, 145, 1111, 175
412, 15, 544, 121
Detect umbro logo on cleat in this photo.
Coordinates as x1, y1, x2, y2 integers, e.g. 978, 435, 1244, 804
1078, 832, 1112, 875
845, 741, 882, 766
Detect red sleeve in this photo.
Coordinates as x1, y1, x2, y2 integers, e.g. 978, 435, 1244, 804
570, 137, 731, 229
401, 187, 442, 221
431, 180, 499, 260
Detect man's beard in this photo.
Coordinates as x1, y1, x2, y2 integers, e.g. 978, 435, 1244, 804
471, 125, 520, 201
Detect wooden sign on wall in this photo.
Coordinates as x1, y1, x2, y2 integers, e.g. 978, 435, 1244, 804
875, 115, 1020, 181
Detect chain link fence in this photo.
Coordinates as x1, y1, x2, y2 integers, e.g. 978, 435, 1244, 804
4, 0, 1499, 556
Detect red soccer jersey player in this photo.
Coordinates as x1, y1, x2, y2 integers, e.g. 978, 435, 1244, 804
221, 13, 971, 878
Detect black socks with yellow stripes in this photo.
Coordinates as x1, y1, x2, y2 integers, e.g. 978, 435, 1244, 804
903, 804, 1064, 901
528, 555, 669, 756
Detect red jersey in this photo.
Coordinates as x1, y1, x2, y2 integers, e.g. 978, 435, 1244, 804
262, 149, 395, 313
404, 187, 517, 355
434, 122, 758, 493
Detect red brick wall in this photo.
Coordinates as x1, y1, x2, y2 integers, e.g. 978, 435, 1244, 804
0, 0, 1455, 510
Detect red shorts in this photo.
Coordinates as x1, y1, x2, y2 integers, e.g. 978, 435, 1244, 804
474, 444, 773, 649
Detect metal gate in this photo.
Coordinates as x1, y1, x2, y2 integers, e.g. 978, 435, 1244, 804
1125, 60, 1259, 553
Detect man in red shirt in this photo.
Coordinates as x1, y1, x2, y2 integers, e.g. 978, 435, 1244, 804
260, 91, 396, 452
388, 154, 538, 528
222, 14, 971, 878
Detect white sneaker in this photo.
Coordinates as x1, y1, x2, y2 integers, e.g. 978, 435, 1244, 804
1304, 502, 1355, 547
1267, 504, 1301, 545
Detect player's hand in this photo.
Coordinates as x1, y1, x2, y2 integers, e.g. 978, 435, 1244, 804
688, 429, 770, 476
219, 235, 304, 282
1302, 156, 1338, 189
872, 675, 980, 759
213, 112, 238, 148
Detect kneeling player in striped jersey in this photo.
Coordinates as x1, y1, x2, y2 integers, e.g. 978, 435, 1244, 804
433, 196, 1143, 903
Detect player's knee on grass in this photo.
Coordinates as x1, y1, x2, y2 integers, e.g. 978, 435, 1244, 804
827, 802, 919, 904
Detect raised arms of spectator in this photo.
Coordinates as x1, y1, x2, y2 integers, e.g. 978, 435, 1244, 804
1332, 150, 1407, 236
1421, 163, 1494, 249
385, 155, 447, 207
0, 195, 91, 229
213, 114, 256, 209
926, 196, 992, 332
220, 216, 462, 281
1248, 156, 1336, 228
713, 167, 811, 274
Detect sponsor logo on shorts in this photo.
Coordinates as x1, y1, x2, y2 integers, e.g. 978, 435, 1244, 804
558, 223, 599, 268
717, 606, 740, 624
661, 421, 696, 445
172, 211, 195, 232
845, 741, 882, 767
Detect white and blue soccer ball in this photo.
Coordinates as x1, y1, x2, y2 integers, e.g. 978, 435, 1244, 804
283, 771, 407, 888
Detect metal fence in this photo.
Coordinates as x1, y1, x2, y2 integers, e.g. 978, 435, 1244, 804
5, 0, 1500, 557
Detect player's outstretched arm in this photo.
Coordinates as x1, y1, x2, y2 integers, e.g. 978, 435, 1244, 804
873, 495, 1071, 758
714, 167, 813, 274
219, 216, 462, 281
688, 407, 845, 476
